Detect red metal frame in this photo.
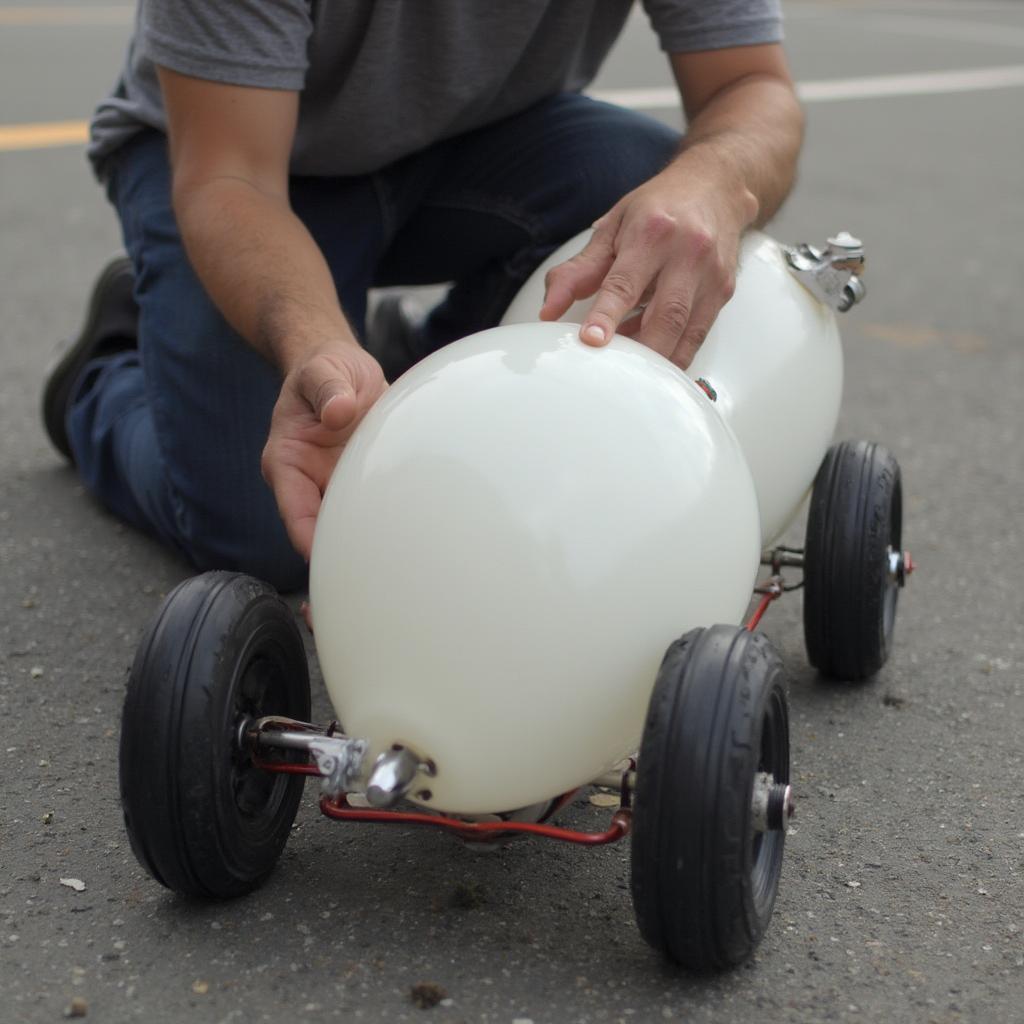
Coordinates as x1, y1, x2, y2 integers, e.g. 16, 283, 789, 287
746, 586, 782, 631
319, 793, 631, 846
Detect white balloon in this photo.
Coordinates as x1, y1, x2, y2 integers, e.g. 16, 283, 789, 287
503, 230, 844, 546
310, 322, 760, 814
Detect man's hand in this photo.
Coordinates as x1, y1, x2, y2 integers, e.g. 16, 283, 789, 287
540, 158, 756, 369
540, 44, 803, 370
261, 344, 388, 563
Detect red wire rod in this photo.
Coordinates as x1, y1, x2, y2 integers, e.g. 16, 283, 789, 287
746, 586, 782, 631
318, 794, 632, 846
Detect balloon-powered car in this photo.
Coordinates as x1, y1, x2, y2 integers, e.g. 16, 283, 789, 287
119, 230, 912, 971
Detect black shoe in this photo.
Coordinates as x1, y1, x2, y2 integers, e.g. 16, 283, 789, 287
365, 293, 426, 383
42, 256, 139, 462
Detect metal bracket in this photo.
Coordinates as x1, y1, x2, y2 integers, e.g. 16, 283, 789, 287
309, 736, 370, 799
247, 717, 371, 800
783, 231, 867, 312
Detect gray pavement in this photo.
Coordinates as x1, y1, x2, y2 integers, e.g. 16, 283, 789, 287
2, 2, 1023, 1022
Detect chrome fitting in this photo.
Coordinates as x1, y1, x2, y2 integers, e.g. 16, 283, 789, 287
887, 547, 915, 587
365, 746, 435, 808
783, 231, 867, 312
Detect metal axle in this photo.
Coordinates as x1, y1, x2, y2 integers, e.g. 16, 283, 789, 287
751, 772, 795, 832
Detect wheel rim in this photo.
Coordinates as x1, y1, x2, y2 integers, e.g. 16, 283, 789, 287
880, 478, 903, 645
750, 685, 788, 915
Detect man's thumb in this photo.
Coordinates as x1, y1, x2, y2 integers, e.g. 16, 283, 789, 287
300, 361, 357, 428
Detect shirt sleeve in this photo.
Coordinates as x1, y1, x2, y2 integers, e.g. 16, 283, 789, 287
641, 0, 783, 54
140, 0, 313, 90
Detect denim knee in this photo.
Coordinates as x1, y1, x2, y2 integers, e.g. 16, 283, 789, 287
184, 516, 308, 594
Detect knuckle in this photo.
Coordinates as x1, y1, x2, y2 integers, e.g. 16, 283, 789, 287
688, 227, 715, 259
654, 296, 692, 332
314, 377, 343, 415
685, 321, 710, 347
641, 211, 676, 243
720, 273, 737, 303
600, 271, 637, 305
296, 360, 319, 394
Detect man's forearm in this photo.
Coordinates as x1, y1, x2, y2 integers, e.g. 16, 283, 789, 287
173, 177, 357, 372
671, 72, 804, 228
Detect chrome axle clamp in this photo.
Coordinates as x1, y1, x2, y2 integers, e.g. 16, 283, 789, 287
247, 717, 370, 799
309, 736, 369, 798
783, 231, 866, 312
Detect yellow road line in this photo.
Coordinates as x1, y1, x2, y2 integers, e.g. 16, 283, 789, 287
0, 5, 132, 26
0, 120, 89, 152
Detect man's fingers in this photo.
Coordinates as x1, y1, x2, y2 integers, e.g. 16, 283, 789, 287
539, 215, 620, 321
670, 314, 714, 370
629, 232, 736, 364
269, 462, 321, 563
578, 212, 691, 346
639, 284, 719, 369
635, 277, 698, 360
579, 253, 661, 347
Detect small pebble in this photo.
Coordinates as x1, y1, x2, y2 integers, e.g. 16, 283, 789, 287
63, 997, 88, 1018
410, 982, 446, 1009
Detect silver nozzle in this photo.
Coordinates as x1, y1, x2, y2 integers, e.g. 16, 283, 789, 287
365, 747, 433, 808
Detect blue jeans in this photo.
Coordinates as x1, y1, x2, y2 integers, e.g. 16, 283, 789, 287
68, 94, 680, 591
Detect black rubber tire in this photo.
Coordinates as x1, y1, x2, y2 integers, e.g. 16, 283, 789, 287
631, 625, 790, 971
120, 572, 311, 898
803, 440, 903, 680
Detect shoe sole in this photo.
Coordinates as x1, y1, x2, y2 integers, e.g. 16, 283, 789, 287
42, 257, 134, 462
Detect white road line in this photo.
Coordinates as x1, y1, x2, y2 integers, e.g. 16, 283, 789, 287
788, 1, 1024, 17
855, 13, 1024, 49
589, 64, 1024, 111
799, 64, 1024, 101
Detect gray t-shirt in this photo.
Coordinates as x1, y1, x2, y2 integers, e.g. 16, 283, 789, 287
89, 0, 782, 180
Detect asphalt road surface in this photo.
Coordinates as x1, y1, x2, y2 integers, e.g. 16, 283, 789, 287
2, 2, 1023, 1022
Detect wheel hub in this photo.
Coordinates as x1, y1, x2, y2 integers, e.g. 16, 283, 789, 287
751, 772, 795, 832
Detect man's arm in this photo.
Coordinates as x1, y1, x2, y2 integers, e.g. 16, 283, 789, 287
157, 67, 386, 560
540, 43, 804, 369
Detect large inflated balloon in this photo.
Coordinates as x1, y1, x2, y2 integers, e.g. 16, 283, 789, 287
503, 231, 844, 546
310, 322, 760, 814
